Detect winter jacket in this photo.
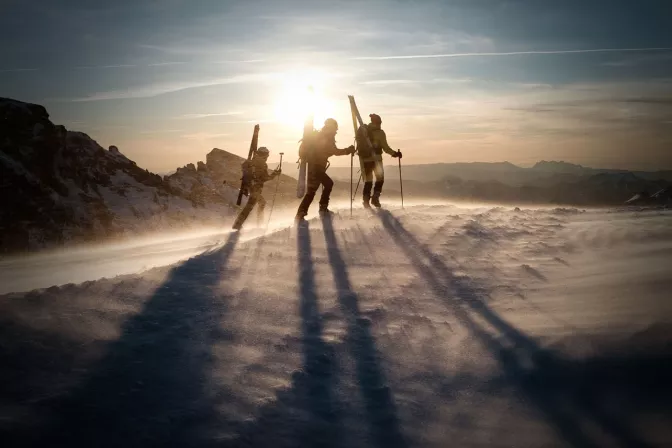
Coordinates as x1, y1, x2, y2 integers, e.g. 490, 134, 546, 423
247, 157, 277, 188
306, 130, 351, 170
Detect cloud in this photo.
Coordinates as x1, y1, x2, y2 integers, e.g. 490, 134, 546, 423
0, 68, 38, 73
602, 53, 672, 67
146, 62, 188, 67
177, 112, 244, 119
359, 78, 473, 87
70, 73, 275, 102
352, 47, 672, 60
139, 129, 185, 135
181, 132, 231, 140
75, 64, 137, 69
360, 79, 417, 86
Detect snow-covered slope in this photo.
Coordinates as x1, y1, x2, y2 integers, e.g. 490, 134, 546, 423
0, 98, 243, 254
1, 204, 670, 447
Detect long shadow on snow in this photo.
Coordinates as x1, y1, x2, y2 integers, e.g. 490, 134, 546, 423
375, 209, 666, 448
321, 215, 408, 448
30, 232, 241, 448
232, 222, 343, 448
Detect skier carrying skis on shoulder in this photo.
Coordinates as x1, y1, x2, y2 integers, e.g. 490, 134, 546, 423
294, 118, 355, 223
356, 113, 402, 208
232, 147, 281, 230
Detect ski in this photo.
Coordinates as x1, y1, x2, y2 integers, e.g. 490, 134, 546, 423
237, 124, 260, 206
296, 87, 316, 199
348, 95, 373, 149
296, 158, 307, 198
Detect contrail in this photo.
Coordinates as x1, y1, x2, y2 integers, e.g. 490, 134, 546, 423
1, 60, 263, 73
75, 64, 137, 69
352, 47, 672, 60
0, 68, 38, 73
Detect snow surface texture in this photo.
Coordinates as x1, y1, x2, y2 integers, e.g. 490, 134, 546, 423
1, 204, 671, 447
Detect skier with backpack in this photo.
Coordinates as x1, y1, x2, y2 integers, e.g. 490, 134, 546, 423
356, 113, 402, 208
294, 118, 355, 222
232, 147, 281, 230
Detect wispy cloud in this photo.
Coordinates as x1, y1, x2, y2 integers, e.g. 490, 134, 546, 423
219, 119, 276, 124
0, 68, 38, 73
75, 64, 137, 69
181, 132, 231, 140
70, 73, 274, 102
360, 79, 417, 86
360, 78, 473, 87
146, 62, 188, 67
210, 59, 265, 64
139, 129, 185, 135
177, 112, 243, 119
603, 53, 672, 67
353, 47, 672, 60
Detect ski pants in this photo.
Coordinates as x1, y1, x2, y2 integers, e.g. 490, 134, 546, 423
296, 164, 333, 217
233, 187, 266, 228
361, 159, 385, 200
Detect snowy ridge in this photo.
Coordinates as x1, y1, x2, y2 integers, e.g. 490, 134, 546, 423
0, 97, 248, 253
1, 205, 670, 446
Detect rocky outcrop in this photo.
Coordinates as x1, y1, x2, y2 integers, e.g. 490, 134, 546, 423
0, 98, 239, 254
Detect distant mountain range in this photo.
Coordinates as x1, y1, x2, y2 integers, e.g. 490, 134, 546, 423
328, 160, 672, 206
328, 160, 672, 184
1, 97, 669, 253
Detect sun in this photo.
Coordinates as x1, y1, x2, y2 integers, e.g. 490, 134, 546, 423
273, 70, 335, 130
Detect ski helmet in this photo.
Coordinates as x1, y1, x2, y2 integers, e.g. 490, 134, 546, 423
256, 147, 269, 157
324, 118, 338, 131
369, 113, 382, 125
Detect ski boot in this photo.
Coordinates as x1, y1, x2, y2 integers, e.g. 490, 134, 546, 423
318, 206, 335, 218
362, 182, 373, 209
372, 181, 383, 208
294, 213, 307, 226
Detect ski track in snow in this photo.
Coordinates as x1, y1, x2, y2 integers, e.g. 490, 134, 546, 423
1, 203, 671, 447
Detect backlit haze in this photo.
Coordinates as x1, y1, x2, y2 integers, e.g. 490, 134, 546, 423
2, 0, 671, 172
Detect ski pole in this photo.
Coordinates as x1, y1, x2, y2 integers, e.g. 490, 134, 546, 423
265, 152, 283, 232
398, 153, 404, 209
352, 173, 362, 201
350, 153, 353, 216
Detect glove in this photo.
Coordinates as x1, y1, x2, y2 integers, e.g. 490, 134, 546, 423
347, 145, 356, 155
273, 168, 282, 177
392, 150, 402, 158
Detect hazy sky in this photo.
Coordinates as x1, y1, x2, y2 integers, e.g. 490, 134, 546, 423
2, 0, 671, 172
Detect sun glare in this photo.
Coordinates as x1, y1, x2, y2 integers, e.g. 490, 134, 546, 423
273, 70, 335, 130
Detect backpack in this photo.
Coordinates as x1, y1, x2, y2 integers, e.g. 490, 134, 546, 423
298, 129, 320, 160
355, 124, 374, 158
240, 159, 252, 195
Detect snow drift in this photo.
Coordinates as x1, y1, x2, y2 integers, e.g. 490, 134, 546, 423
1, 204, 670, 447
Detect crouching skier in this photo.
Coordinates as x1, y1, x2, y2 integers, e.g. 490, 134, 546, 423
356, 113, 402, 208
232, 147, 281, 230
294, 118, 356, 223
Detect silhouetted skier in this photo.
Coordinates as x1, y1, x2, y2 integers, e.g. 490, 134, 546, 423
233, 147, 281, 230
295, 118, 355, 222
356, 113, 402, 208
